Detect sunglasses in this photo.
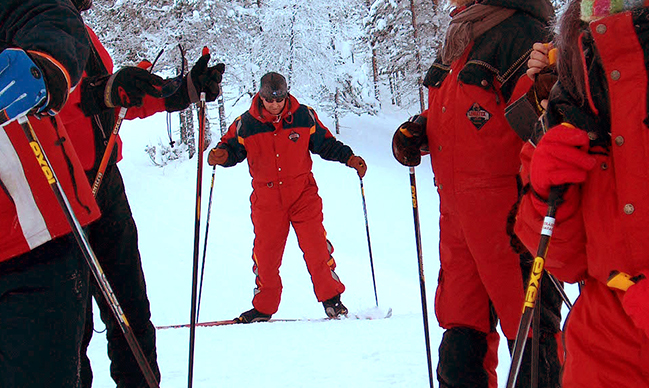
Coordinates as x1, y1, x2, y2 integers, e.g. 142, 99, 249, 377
262, 96, 286, 103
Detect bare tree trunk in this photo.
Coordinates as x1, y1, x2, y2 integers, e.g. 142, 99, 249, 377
248, 46, 257, 92
409, 0, 426, 112
217, 85, 227, 136
365, 0, 381, 105
371, 47, 380, 104
389, 73, 396, 105
288, 6, 296, 88
334, 88, 341, 134
390, 72, 402, 106
180, 107, 195, 159
195, 104, 211, 151
205, 111, 212, 149
396, 72, 402, 106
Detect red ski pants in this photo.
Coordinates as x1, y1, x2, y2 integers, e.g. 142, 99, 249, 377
434, 184, 525, 338
249, 174, 344, 315
562, 278, 649, 387
434, 184, 525, 388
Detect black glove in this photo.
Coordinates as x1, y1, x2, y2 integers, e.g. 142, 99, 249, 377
80, 66, 166, 116
165, 53, 225, 112
392, 116, 427, 167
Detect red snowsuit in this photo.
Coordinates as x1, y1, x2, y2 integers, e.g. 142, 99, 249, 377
425, 45, 526, 340
413, 2, 560, 387
515, 9, 649, 387
216, 94, 353, 314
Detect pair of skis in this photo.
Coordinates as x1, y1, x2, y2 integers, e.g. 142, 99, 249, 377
158, 308, 393, 330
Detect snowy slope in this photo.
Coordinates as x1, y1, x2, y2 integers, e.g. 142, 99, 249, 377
85, 93, 578, 387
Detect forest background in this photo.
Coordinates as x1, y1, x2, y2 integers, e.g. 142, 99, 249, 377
84, 0, 568, 148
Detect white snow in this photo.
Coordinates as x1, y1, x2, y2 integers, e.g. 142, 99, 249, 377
86, 92, 578, 387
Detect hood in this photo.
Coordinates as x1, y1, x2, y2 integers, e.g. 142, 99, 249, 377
480, 0, 554, 23
249, 93, 300, 124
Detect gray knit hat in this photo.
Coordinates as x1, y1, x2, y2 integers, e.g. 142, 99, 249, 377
259, 72, 288, 99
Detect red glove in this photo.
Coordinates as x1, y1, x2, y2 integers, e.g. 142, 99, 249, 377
208, 148, 228, 166
608, 272, 649, 338
530, 124, 597, 199
347, 155, 367, 178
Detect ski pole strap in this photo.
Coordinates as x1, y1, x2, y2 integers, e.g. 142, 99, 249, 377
166, 111, 174, 147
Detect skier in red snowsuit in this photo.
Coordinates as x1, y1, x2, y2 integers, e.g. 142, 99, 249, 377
60, 1, 225, 385
207, 72, 367, 322
515, 1, 649, 386
392, 1, 563, 387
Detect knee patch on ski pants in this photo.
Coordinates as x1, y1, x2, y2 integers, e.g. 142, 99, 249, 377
438, 327, 498, 388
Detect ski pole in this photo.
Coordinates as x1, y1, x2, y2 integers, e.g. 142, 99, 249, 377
197, 67, 226, 321
409, 167, 434, 388
359, 177, 379, 306
90, 51, 163, 196
196, 165, 217, 322
166, 111, 175, 148
187, 46, 210, 388
506, 185, 566, 388
546, 271, 572, 310
16, 115, 159, 388
91, 105, 129, 196
531, 280, 541, 388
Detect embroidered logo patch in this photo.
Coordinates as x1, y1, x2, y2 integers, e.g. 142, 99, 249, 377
466, 103, 491, 130
288, 131, 300, 142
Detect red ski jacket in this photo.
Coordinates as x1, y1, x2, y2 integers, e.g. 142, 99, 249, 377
216, 94, 353, 185
0, 0, 100, 263
515, 9, 649, 285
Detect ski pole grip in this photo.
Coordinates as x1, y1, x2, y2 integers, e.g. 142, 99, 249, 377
545, 184, 569, 219
547, 184, 567, 206
541, 43, 557, 66
548, 48, 557, 66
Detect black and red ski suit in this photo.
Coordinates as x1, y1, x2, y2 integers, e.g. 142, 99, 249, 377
215, 94, 354, 315
0, 1, 97, 386
59, 26, 167, 388
394, 1, 562, 387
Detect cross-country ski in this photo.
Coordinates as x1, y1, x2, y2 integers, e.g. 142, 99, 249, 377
157, 308, 393, 330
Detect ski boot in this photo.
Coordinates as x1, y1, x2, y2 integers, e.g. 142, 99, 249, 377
234, 308, 272, 324
323, 294, 348, 318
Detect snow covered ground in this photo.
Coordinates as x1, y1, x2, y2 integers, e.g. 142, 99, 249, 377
85, 91, 578, 387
